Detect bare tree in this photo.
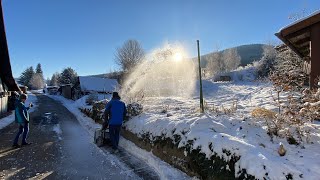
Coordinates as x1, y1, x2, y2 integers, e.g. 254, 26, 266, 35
257, 45, 277, 77
206, 45, 224, 77
29, 73, 44, 89
115, 39, 145, 72
206, 52, 222, 76
223, 48, 241, 72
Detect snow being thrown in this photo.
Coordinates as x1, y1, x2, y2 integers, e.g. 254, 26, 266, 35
121, 42, 196, 100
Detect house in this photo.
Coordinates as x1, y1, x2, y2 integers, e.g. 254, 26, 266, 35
72, 76, 118, 100
275, 10, 320, 89
0, 2, 20, 116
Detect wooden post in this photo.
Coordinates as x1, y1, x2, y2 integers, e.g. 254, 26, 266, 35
310, 23, 320, 90
197, 40, 204, 113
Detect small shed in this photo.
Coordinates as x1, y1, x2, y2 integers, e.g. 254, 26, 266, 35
275, 10, 320, 89
60, 84, 72, 99
0, 2, 20, 116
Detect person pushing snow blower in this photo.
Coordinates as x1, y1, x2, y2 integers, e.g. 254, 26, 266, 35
103, 92, 126, 152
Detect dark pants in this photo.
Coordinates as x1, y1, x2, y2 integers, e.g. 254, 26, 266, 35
109, 125, 121, 150
13, 123, 29, 145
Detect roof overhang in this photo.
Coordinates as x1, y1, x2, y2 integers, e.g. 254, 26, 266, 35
0, 1, 20, 91
275, 10, 320, 59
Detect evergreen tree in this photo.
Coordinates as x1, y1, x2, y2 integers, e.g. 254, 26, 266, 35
36, 63, 43, 74
59, 67, 78, 85
50, 73, 60, 86
35, 63, 45, 83
19, 66, 35, 87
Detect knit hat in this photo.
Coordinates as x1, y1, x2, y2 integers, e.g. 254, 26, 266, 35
112, 92, 121, 99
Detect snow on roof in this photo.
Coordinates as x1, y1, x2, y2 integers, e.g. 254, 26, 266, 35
277, 10, 320, 33
79, 76, 118, 92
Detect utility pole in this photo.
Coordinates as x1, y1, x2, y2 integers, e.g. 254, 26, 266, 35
197, 40, 204, 113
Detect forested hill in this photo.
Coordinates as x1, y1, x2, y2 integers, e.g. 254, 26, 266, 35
199, 44, 272, 67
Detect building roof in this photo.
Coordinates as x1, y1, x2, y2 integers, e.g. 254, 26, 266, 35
0, 2, 20, 91
79, 76, 118, 92
275, 10, 320, 58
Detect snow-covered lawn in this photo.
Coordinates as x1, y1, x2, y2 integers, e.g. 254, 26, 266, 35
124, 80, 320, 180
0, 92, 38, 130
47, 94, 191, 180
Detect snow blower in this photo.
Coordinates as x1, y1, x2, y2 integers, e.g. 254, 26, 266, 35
94, 128, 110, 147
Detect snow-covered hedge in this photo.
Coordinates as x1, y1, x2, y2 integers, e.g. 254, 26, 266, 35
80, 99, 108, 124
80, 100, 143, 124
126, 102, 143, 118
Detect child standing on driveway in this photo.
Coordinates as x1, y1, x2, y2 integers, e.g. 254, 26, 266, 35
12, 93, 32, 148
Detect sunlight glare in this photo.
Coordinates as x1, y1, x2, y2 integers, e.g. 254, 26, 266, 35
173, 52, 183, 62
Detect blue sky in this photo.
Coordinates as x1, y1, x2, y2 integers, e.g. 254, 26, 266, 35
2, 0, 319, 78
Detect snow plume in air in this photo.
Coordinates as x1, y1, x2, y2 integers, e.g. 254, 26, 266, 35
121, 42, 196, 99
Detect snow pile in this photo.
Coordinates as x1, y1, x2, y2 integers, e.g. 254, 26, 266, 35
124, 81, 320, 179
0, 92, 38, 130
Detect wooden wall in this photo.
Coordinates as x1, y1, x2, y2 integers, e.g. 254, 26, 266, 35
0, 77, 9, 116
61, 85, 72, 99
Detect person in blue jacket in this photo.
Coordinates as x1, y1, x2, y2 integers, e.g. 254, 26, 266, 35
105, 92, 126, 152
12, 94, 32, 148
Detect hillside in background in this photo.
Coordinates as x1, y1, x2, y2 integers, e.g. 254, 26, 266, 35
199, 44, 271, 67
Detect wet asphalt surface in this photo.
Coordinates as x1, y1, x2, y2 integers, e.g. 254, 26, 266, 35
0, 95, 159, 180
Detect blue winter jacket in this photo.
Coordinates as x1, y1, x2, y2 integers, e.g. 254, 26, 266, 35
105, 98, 126, 126
15, 100, 30, 124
